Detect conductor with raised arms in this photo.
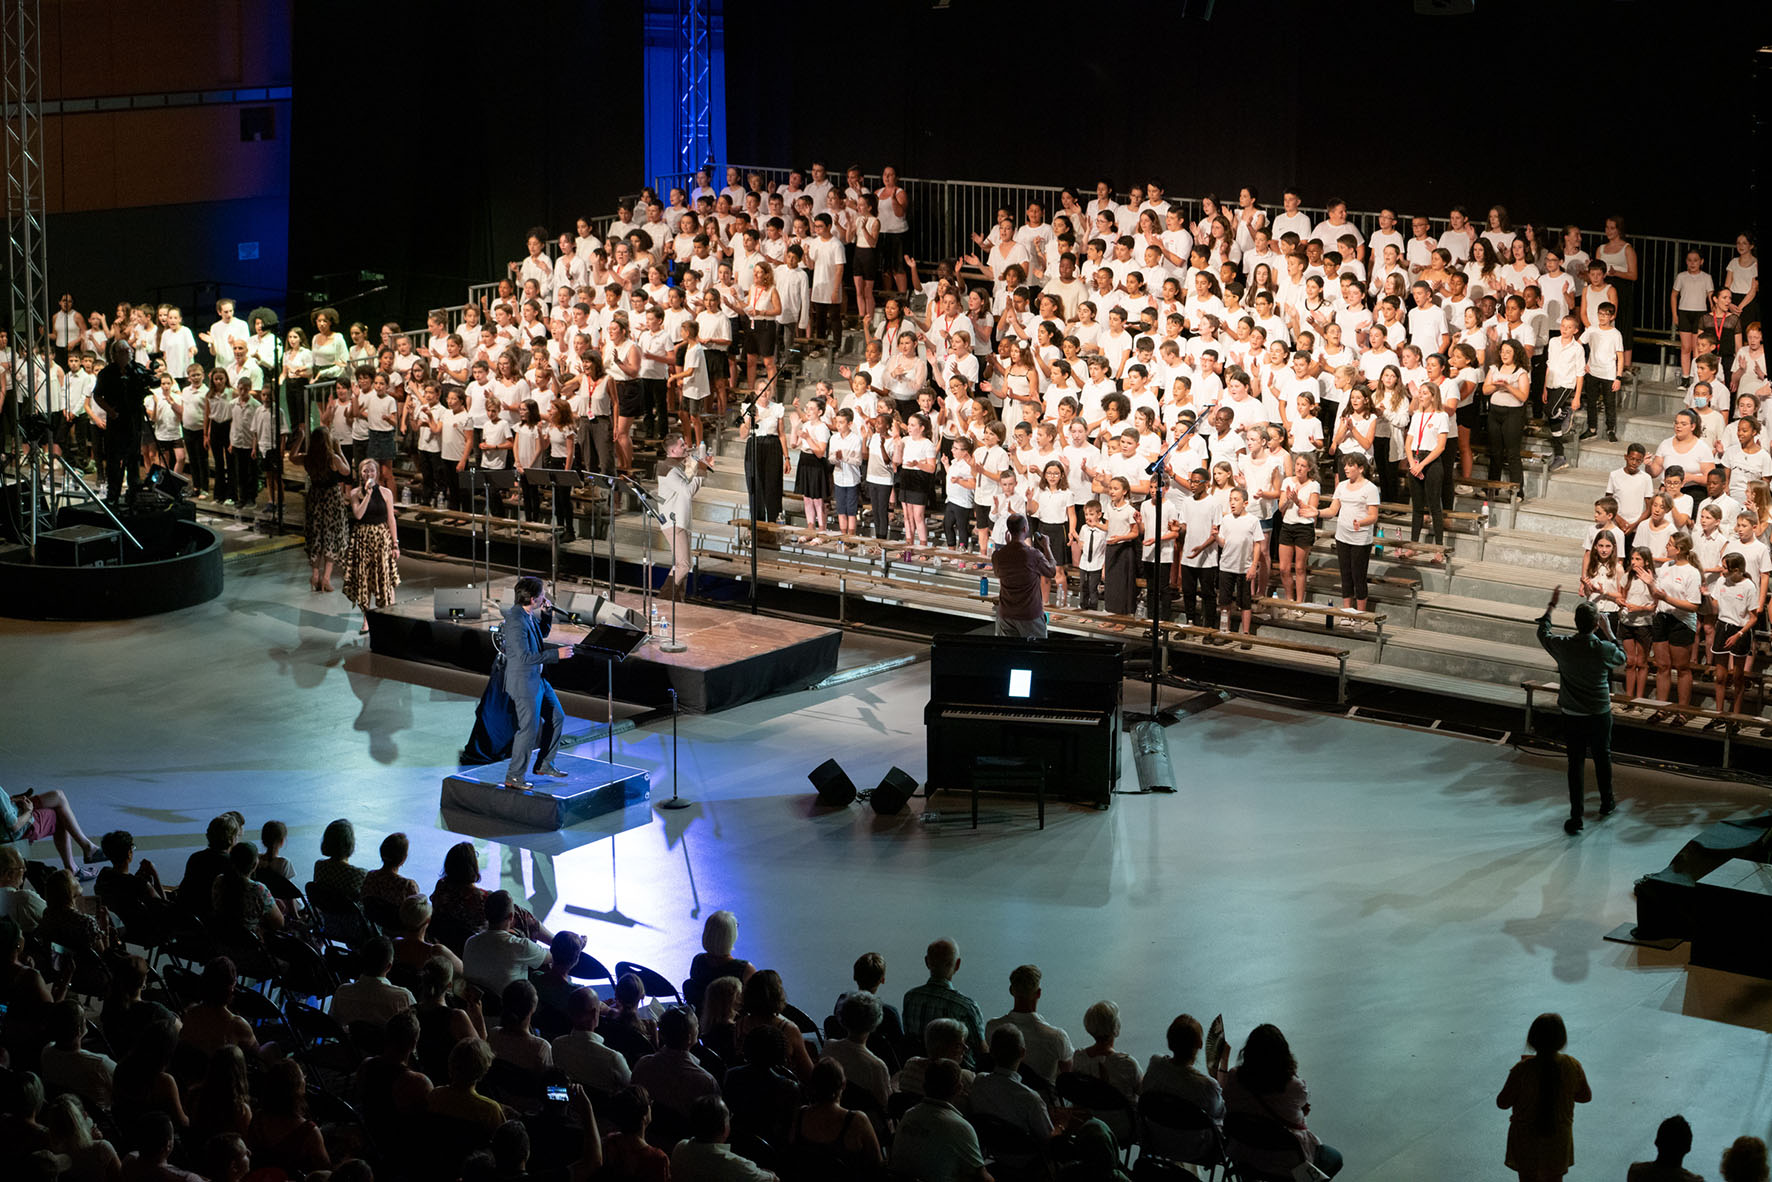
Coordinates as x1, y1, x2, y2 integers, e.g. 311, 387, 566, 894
503, 575, 574, 788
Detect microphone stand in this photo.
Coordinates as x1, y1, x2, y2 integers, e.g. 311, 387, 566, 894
1137, 414, 1208, 724
625, 476, 666, 641
657, 687, 691, 810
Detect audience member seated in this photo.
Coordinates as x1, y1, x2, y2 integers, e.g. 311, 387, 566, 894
824, 991, 892, 1109
432, 842, 551, 945
245, 1059, 330, 1176
631, 1006, 722, 1127
427, 1036, 509, 1134
603, 972, 662, 1063
40, 998, 117, 1110
1226, 1023, 1342, 1178
487, 979, 553, 1074
42, 1094, 123, 1182
599, 1085, 672, 1182
1141, 1012, 1225, 1164
111, 1020, 189, 1132
313, 818, 368, 900
0, 917, 56, 1061
734, 969, 815, 1082
686, 909, 757, 1009
2, 783, 105, 880
533, 929, 586, 1026
787, 1058, 884, 1175
179, 957, 259, 1057
1068, 1000, 1140, 1149
971, 1024, 1120, 1176
463, 890, 550, 994
413, 957, 486, 1083
1, 1070, 53, 1157
254, 820, 295, 884
95, 829, 167, 915
670, 1095, 778, 1182
199, 1132, 252, 1182
722, 1025, 802, 1146
897, 1016, 977, 1106
121, 1111, 203, 1182
39, 868, 108, 956
332, 935, 417, 1027
392, 895, 464, 982
352, 1009, 435, 1132
700, 974, 744, 1061
902, 938, 986, 1068
890, 1059, 990, 1182
186, 1044, 252, 1144
179, 813, 243, 918
0, 845, 45, 932
834, 951, 905, 1058
210, 841, 283, 940
1721, 1137, 1769, 1182
984, 963, 1074, 1085
1629, 1114, 1703, 1182
551, 986, 633, 1094
362, 831, 421, 909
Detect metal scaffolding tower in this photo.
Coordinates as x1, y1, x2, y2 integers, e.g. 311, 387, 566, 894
2, 0, 50, 549
673, 0, 712, 176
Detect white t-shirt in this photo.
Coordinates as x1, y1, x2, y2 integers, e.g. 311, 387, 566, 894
1175, 495, 1221, 568
1672, 270, 1715, 312
1216, 511, 1264, 573
1332, 478, 1381, 545
830, 429, 862, 487
1605, 467, 1654, 522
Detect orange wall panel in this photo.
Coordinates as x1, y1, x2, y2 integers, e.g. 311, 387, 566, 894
43, 0, 291, 101
44, 104, 291, 214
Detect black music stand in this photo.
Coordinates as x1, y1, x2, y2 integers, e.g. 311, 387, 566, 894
575, 621, 647, 767
479, 467, 520, 575
456, 468, 494, 600
525, 467, 584, 596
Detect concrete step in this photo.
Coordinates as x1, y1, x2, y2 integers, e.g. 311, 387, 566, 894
1448, 560, 1565, 608
1480, 528, 1581, 572
1257, 617, 1554, 686
1512, 498, 1604, 541
1412, 590, 1546, 648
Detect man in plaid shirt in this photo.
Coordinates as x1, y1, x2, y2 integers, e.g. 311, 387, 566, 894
901, 937, 987, 1068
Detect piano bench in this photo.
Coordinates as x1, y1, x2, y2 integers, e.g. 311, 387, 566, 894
971, 755, 1046, 830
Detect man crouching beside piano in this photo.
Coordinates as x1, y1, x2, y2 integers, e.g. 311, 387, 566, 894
992, 513, 1057, 639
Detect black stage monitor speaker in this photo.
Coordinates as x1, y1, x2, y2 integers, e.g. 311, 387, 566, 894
809, 758, 857, 807
435, 587, 484, 620
145, 465, 192, 499
870, 767, 919, 815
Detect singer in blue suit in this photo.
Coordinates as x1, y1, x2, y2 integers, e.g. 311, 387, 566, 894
502, 576, 574, 788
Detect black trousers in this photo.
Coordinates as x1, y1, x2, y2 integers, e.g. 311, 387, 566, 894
942, 502, 971, 548
230, 448, 258, 506
865, 481, 893, 538
1145, 558, 1171, 616
640, 377, 668, 439
209, 421, 232, 501
1336, 540, 1371, 603
1486, 403, 1525, 487
1581, 374, 1618, 434
1563, 711, 1615, 819
1408, 452, 1445, 544
1544, 385, 1575, 457
103, 423, 142, 502
183, 429, 208, 493
745, 434, 785, 523
1179, 564, 1217, 625
546, 454, 576, 540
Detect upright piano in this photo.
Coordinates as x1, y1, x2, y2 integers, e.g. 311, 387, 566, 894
923, 634, 1123, 809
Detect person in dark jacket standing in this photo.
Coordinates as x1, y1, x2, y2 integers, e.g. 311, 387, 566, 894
502, 576, 573, 788
91, 340, 151, 503
1537, 586, 1627, 833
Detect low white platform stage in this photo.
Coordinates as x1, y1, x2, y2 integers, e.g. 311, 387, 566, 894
442, 749, 650, 829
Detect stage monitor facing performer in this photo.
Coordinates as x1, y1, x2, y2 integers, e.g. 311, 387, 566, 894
501, 575, 574, 788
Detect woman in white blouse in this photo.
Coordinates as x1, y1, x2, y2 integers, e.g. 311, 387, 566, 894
1483, 339, 1532, 487
737, 380, 788, 525
1400, 382, 1449, 555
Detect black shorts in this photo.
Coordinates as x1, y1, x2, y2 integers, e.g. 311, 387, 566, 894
1217, 569, 1251, 610
972, 503, 994, 531
1651, 613, 1696, 648
749, 319, 778, 356
1677, 308, 1706, 334
614, 381, 646, 417
1455, 400, 1481, 430
1277, 521, 1316, 548
1711, 622, 1751, 659
879, 231, 906, 270
1619, 620, 1653, 649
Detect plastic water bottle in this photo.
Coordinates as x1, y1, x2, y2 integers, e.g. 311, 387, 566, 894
400, 485, 412, 505
1481, 500, 1491, 530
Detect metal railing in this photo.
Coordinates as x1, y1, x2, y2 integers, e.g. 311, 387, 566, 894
646, 164, 1735, 342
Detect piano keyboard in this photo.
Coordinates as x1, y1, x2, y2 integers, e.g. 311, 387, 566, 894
938, 706, 1101, 726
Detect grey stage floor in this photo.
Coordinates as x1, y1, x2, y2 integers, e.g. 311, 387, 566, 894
3, 546, 1770, 1179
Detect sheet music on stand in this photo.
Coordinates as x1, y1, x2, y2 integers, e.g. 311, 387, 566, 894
570, 619, 647, 766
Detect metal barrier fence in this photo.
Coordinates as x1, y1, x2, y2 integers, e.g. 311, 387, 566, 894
646, 164, 1737, 343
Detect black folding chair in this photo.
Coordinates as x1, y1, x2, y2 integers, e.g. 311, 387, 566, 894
1138, 1091, 1228, 1181
1223, 1110, 1306, 1182
1056, 1070, 1136, 1164
612, 960, 682, 1006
